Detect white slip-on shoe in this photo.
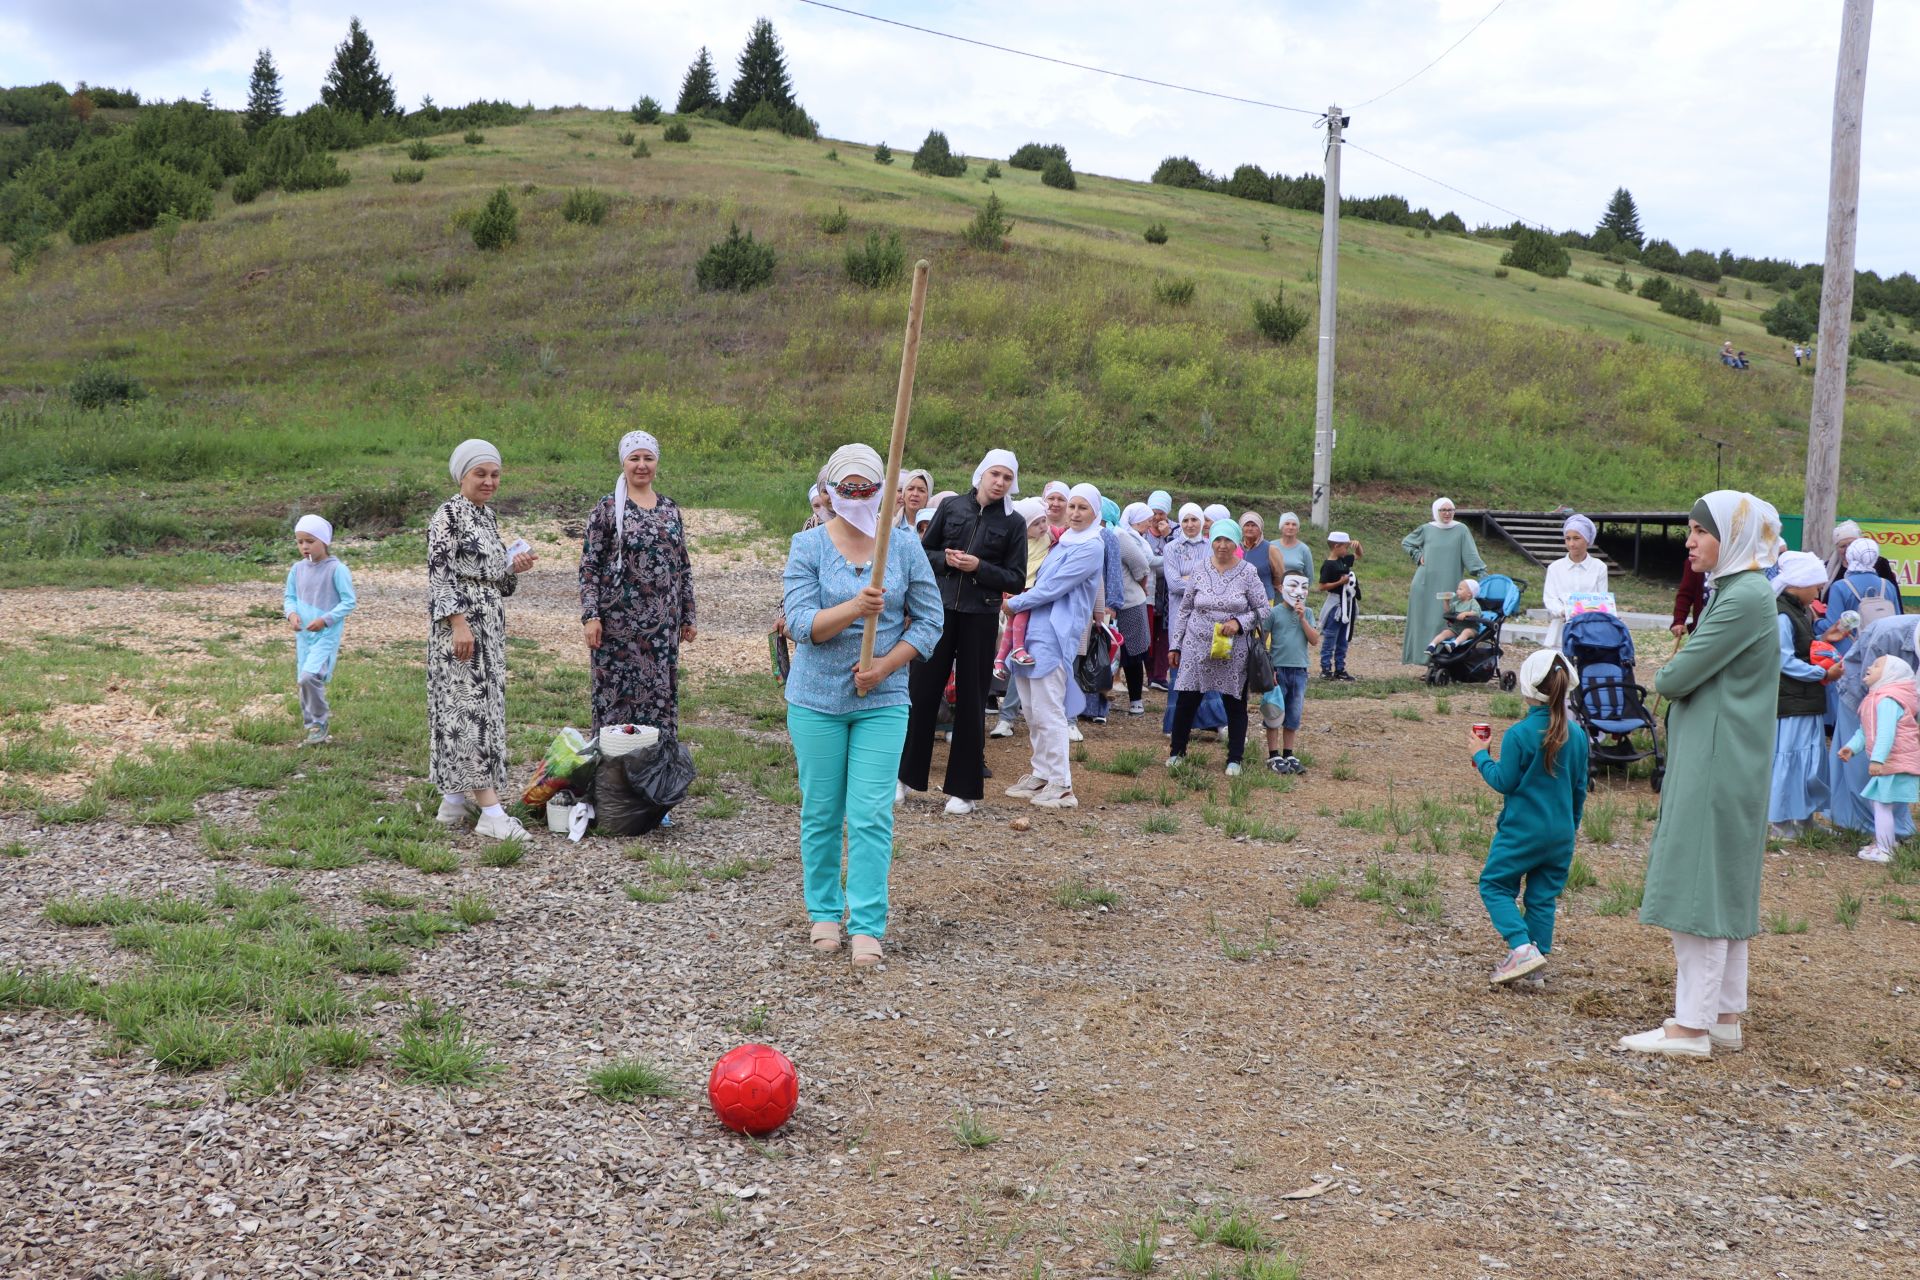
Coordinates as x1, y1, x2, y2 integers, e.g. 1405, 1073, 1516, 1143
435, 796, 475, 826
1030, 782, 1079, 809
989, 720, 1015, 739
474, 812, 529, 842
943, 797, 977, 816
1225, 762, 1243, 777
1616, 1025, 1711, 1058
1707, 1023, 1743, 1052
1128, 701, 1145, 716
896, 782, 916, 806
1165, 755, 1183, 769
1066, 723, 1084, 743
1858, 844, 1893, 864
1004, 773, 1047, 798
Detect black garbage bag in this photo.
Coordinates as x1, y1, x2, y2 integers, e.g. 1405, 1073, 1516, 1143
591, 735, 697, 836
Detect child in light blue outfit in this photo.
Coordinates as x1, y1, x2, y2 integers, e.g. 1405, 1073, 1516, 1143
283, 514, 357, 745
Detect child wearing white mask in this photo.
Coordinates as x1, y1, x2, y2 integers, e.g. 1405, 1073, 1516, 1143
1261, 574, 1321, 774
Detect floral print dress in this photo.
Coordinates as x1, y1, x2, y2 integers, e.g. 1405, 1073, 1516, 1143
427, 496, 518, 794
579, 493, 696, 734
1170, 559, 1267, 695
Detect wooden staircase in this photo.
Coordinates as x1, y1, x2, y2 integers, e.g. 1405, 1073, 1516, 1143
1477, 511, 1623, 572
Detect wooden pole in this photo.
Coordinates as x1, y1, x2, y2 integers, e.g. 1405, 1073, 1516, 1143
856, 258, 932, 691
1803, 0, 1874, 564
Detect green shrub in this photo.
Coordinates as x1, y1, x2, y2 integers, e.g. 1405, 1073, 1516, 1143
631, 141, 650, 158
662, 121, 691, 143
616, 129, 635, 146
984, 160, 1001, 180
1143, 222, 1168, 245
1857, 328, 1920, 363
1152, 277, 1196, 306
561, 187, 612, 225
1580, 272, 1604, 286
1659, 285, 1721, 325
695, 221, 775, 291
960, 192, 1012, 250
231, 170, 265, 204
1009, 142, 1068, 171
824, 148, 839, 162
844, 229, 905, 289
469, 186, 518, 251
67, 159, 214, 245
1762, 294, 1816, 342
1637, 273, 1671, 301
69, 365, 150, 409
780, 106, 818, 140
1040, 158, 1076, 190
630, 96, 661, 124
463, 130, 483, 145
391, 166, 424, 184
1614, 270, 1633, 292
819, 204, 850, 234
873, 141, 893, 165
1499, 227, 1570, 278
1492, 267, 1509, 279
738, 99, 783, 131
1252, 287, 1309, 343
912, 129, 967, 177
406, 140, 435, 161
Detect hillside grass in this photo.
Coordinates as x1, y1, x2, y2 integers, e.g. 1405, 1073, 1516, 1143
2, 108, 1914, 588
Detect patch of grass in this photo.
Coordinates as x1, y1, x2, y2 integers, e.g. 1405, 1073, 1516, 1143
1490, 693, 1525, 719
740, 1004, 770, 1033
1329, 753, 1357, 781
0, 839, 28, 858
622, 883, 672, 903
1835, 889, 1863, 931
1238, 1255, 1305, 1280
697, 792, 744, 820
235, 1031, 309, 1097
1391, 706, 1423, 723
1151, 276, 1194, 306
952, 1104, 1001, 1149
1210, 1207, 1271, 1252
305, 1024, 376, 1068
449, 893, 495, 925
361, 887, 422, 910
1355, 860, 1443, 922
1566, 855, 1598, 891
1594, 863, 1646, 917
394, 1009, 497, 1086
1141, 812, 1179, 835
1053, 876, 1120, 910
705, 857, 766, 882
1099, 747, 1159, 777
587, 1057, 679, 1101
1583, 796, 1620, 845
477, 840, 525, 867
1112, 1212, 1160, 1274
1765, 908, 1809, 935
1294, 874, 1339, 909
1433, 695, 1452, 715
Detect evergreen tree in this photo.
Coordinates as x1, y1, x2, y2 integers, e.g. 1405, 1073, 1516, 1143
1596, 187, 1643, 249
244, 49, 283, 134
676, 47, 722, 115
725, 18, 796, 118
321, 17, 397, 121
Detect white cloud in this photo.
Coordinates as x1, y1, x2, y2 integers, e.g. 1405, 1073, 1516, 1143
3, 0, 1915, 272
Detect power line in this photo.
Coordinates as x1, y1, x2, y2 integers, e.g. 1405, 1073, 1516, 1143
1354, 0, 1514, 108
1342, 139, 1547, 229
793, 0, 1323, 117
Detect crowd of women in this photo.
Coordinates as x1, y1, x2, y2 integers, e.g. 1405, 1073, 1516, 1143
415, 438, 1906, 1061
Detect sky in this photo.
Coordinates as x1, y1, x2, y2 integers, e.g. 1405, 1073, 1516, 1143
4, 0, 1916, 274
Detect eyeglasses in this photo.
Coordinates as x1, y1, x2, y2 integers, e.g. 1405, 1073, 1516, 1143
833, 477, 881, 501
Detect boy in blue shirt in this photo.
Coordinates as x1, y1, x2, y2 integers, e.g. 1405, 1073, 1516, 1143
1263, 574, 1321, 774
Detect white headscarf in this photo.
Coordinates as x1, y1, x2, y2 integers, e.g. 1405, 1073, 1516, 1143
1277, 512, 1301, 538
611, 431, 662, 573
1122, 502, 1154, 530
1280, 574, 1309, 607
1773, 550, 1826, 595
1562, 513, 1596, 544
1870, 655, 1916, 690
1059, 483, 1104, 546
1043, 480, 1069, 501
294, 514, 333, 546
1518, 648, 1578, 702
1834, 520, 1863, 542
1013, 496, 1047, 528
900, 467, 932, 495
1430, 497, 1456, 526
915, 508, 934, 530
823, 443, 886, 537
970, 448, 1020, 514
1176, 502, 1205, 533
1845, 537, 1880, 573
449, 438, 500, 484
1692, 490, 1782, 576
1202, 503, 1230, 526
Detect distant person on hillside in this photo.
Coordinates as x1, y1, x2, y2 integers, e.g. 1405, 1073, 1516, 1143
1401, 499, 1486, 665
1793, 344, 1808, 366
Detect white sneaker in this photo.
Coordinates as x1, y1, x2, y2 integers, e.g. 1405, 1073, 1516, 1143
474, 812, 529, 842
895, 782, 911, 806
1066, 723, 1084, 743
1858, 844, 1893, 864
1615, 1025, 1711, 1058
1004, 773, 1047, 798
435, 796, 475, 826
1708, 1023, 1743, 1052
943, 796, 977, 816
1225, 763, 1242, 777
1030, 782, 1078, 809
989, 720, 1015, 739
1164, 755, 1183, 769
1128, 701, 1145, 716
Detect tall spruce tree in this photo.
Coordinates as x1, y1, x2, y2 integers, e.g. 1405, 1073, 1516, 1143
321, 17, 397, 121
244, 49, 283, 134
1596, 187, 1644, 249
676, 47, 722, 115
725, 18, 795, 118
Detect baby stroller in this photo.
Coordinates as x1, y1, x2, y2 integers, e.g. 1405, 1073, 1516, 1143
1425, 574, 1522, 689
1562, 610, 1665, 792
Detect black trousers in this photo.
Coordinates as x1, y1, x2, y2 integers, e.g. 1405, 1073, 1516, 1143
899, 610, 998, 801
1169, 689, 1249, 765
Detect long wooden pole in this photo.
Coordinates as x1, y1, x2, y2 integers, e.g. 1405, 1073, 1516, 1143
1802, 0, 1873, 563
856, 258, 931, 691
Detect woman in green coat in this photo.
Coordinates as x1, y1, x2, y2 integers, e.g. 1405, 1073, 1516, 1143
1619, 490, 1782, 1059
1401, 498, 1487, 665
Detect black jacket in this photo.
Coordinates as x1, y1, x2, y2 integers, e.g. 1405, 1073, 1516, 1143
921, 492, 1027, 615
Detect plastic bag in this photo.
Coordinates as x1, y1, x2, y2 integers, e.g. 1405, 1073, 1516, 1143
544, 727, 591, 778
1209, 623, 1234, 661
591, 734, 696, 836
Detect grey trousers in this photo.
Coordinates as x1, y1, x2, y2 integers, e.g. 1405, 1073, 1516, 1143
298, 670, 331, 729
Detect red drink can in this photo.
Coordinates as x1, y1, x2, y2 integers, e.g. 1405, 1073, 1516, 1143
1471, 723, 1492, 742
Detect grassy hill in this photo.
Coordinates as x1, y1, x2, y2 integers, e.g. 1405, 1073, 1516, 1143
3, 107, 1916, 589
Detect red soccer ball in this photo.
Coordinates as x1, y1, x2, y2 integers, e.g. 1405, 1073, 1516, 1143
707, 1043, 798, 1136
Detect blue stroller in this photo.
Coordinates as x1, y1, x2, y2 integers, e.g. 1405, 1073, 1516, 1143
1563, 610, 1665, 792
1424, 574, 1523, 689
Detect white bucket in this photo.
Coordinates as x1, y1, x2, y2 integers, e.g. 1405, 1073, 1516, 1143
599, 724, 660, 758
545, 795, 575, 833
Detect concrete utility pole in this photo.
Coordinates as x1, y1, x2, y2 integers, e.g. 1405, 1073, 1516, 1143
1309, 105, 1344, 531
1803, 0, 1873, 562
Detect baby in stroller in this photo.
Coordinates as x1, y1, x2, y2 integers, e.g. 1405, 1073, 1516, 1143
1428, 579, 1484, 654
1425, 575, 1522, 688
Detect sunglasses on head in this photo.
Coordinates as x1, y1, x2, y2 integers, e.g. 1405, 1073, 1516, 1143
833, 477, 881, 500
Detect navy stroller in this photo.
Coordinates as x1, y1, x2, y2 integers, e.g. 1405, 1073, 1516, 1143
1424, 574, 1522, 689
1563, 610, 1665, 791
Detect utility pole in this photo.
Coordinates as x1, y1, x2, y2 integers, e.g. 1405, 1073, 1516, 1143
1309, 105, 1344, 531
1803, 0, 1873, 562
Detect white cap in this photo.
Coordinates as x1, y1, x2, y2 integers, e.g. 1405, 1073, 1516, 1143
1328, 530, 1350, 543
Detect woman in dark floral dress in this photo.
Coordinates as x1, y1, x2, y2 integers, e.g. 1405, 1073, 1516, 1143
580, 431, 697, 734
430, 439, 538, 841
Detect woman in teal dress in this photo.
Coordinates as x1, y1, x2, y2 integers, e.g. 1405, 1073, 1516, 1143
1401, 498, 1486, 665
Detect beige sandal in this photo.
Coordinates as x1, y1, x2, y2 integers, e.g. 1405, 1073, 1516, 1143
849, 935, 883, 968
809, 922, 843, 953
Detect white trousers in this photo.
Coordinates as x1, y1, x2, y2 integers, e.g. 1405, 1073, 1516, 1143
1014, 666, 1070, 789
1671, 932, 1749, 1031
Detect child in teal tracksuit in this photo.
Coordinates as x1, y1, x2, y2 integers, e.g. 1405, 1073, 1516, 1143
1469, 649, 1588, 985
283, 514, 357, 745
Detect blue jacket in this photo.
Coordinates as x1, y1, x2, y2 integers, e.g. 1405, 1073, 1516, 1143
1473, 704, 1589, 861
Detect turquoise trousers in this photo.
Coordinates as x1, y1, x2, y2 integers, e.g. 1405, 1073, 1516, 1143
788, 702, 908, 939
1478, 843, 1571, 953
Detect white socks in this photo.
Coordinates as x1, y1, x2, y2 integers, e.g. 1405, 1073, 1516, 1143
480, 804, 506, 819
